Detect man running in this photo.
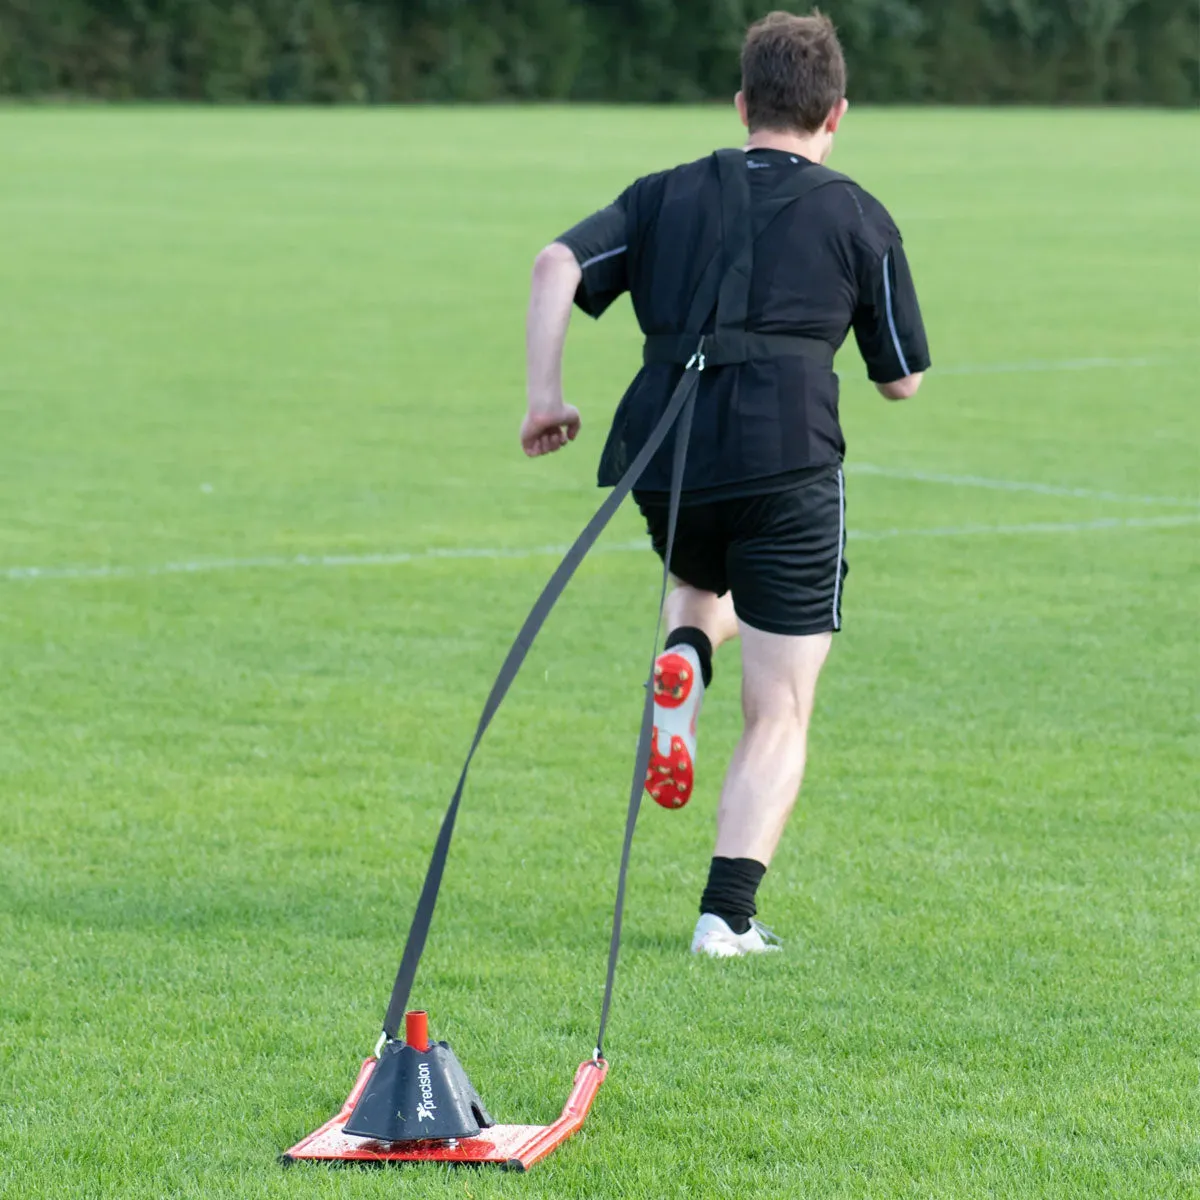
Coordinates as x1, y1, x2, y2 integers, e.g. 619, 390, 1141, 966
521, 10, 930, 957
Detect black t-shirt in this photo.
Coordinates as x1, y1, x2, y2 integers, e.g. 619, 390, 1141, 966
556, 148, 930, 500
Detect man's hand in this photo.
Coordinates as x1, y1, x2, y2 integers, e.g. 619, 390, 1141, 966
524, 243, 583, 459
521, 402, 581, 457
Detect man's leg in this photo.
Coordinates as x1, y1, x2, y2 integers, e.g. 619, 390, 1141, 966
645, 581, 738, 810
664, 581, 739, 652
693, 623, 832, 954
717, 624, 831, 863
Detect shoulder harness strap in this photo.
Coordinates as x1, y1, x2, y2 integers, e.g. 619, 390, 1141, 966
643, 150, 849, 368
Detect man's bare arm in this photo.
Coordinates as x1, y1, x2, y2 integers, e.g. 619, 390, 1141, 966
876, 371, 924, 400
522, 243, 583, 457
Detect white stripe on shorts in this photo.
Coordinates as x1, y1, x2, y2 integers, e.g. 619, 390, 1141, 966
832, 467, 845, 630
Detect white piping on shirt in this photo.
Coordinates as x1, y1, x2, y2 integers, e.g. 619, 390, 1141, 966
579, 245, 627, 270
882, 250, 911, 377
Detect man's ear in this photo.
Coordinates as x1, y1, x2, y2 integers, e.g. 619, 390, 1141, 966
735, 90, 749, 130
826, 98, 849, 134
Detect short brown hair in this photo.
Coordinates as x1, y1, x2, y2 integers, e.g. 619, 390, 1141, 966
741, 11, 846, 135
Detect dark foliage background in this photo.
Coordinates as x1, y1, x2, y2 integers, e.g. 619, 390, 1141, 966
0, 0, 1195, 103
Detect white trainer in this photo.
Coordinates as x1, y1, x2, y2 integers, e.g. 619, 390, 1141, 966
690, 913, 782, 958
645, 644, 704, 810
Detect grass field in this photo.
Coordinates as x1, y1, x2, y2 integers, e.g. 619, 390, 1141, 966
1, 105, 1197, 1199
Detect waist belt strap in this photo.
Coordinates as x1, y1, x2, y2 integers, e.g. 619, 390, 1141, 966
643, 331, 834, 369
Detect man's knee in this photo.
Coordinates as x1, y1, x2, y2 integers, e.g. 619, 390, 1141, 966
742, 682, 814, 731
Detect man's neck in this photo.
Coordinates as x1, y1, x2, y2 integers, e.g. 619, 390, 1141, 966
744, 128, 828, 164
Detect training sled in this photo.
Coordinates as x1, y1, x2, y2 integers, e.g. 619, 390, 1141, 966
282, 329, 695, 1172
283, 1011, 607, 1171
283, 148, 797, 1173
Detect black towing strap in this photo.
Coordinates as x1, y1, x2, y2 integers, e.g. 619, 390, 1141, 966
379, 353, 701, 1053
375, 148, 845, 1062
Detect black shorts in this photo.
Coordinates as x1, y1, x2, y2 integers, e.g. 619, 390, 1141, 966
637, 467, 847, 637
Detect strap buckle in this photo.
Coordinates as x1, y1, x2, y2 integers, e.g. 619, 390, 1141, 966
685, 336, 706, 372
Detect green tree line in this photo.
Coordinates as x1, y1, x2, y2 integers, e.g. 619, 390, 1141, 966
0, 1, 1195, 104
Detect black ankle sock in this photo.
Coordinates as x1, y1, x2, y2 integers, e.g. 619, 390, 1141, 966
664, 626, 713, 688
700, 856, 766, 935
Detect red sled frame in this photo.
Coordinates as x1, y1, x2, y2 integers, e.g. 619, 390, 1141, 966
283, 1056, 607, 1172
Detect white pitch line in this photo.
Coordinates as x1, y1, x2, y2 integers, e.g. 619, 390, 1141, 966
3, 515, 1196, 585
852, 513, 1200, 540
933, 355, 1171, 376
0, 541, 645, 583
850, 463, 1200, 509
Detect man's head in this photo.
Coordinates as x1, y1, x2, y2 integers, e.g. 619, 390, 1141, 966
736, 10, 848, 147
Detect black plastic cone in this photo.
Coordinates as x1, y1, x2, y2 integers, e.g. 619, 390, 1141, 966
342, 1040, 494, 1143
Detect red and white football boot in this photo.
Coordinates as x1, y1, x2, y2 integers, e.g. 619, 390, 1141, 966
644, 645, 704, 810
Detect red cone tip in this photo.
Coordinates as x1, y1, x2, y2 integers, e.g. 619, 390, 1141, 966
405, 1010, 430, 1052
